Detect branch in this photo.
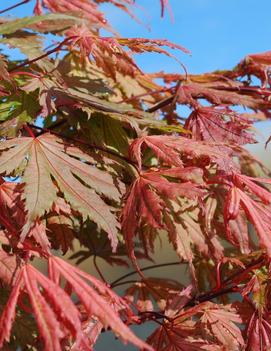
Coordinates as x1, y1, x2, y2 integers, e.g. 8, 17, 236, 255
0, 0, 30, 15
146, 95, 174, 113
222, 255, 266, 285
93, 256, 108, 285
179, 256, 267, 311
110, 261, 182, 287
8, 38, 72, 73
186, 285, 238, 308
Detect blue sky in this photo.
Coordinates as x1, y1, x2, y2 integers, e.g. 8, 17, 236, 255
6, 0, 271, 166
100, 0, 271, 74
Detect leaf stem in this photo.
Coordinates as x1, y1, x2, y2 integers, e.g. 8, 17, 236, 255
24, 124, 36, 138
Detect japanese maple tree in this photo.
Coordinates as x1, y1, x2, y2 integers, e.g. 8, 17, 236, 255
0, 0, 271, 350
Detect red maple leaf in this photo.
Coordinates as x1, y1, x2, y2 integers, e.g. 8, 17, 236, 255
185, 106, 255, 144
121, 167, 204, 262
0, 256, 153, 350
224, 174, 271, 255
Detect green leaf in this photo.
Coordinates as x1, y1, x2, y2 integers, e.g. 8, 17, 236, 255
83, 112, 130, 155
0, 92, 40, 137
0, 30, 43, 59
0, 14, 83, 35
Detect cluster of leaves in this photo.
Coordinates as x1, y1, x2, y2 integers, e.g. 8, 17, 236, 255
0, 0, 271, 350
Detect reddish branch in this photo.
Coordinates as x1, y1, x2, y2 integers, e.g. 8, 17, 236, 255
8, 38, 72, 73
110, 255, 268, 329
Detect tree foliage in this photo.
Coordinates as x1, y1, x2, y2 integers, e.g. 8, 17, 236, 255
0, 0, 270, 350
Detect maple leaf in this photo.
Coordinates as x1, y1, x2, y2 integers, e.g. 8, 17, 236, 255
164, 194, 224, 271
0, 257, 153, 350
129, 134, 183, 170
0, 262, 88, 351
246, 311, 271, 351
121, 167, 205, 263
34, 0, 109, 29
0, 54, 11, 83
184, 106, 255, 144
226, 187, 271, 253
22, 75, 67, 117
0, 180, 53, 253
195, 302, 244, 350
65, 25, 188, 79
152, 72, 271, 112
165, 284, 194, 318
227, 210, 251, 254
0, 28, 43, 59
66, 25, 139, 79
165, 210, 208, 266
147, 290, 244, 351
233, 174, 271, 204
0, 181, 25, 233
159, 301, 244, 350
224, 175, 271, 255
147, 320, 220, 351
129, 134, 236, 171
236, 51, 271, 87
125, 277, 182, 312
0, 133, 120, 250
0, 92, 41, 137
178, 81, 271, 110
241, 269, 267, 311
0, 249, 19, 286
47, 214, 74, 254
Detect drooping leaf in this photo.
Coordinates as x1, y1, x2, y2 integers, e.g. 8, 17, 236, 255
0, 133, 120, 250
129, 134, 236, 171
0, 257, 153, 350
196, 302, 244, 350
0, 249, 19, 286
0, 14, 84, 35
224, 182, 271, 256
185, 106, 255, 145
0, 92, 41, 137
121, 167, 205, 262
147, 319, 220, 351
246, 311, 271, 351
125, 277, 182, 312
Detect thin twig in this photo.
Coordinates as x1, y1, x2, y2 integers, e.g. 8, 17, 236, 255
110, 261, 182, 287
93, 256, 107, 284
0, 0, 30, 15
139, 311, 172, 322
146, 95, 174, 113
9, 38, 72, 73
223, 255, 265, 285
109, 279, 138, 288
